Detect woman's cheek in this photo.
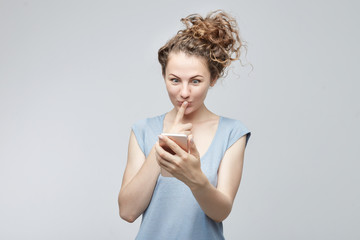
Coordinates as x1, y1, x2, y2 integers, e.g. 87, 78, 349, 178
185, 103, 197, 115
168, 93, 177, 106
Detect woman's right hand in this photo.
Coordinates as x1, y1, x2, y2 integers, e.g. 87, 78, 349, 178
165, 101, 192, 135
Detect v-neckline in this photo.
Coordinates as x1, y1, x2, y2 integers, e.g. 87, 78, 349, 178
159, 114, 222, 159
199, 116, 222, 159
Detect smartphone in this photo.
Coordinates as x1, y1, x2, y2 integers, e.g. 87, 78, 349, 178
159, 133, 188, 177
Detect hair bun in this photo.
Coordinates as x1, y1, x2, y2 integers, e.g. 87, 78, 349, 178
158, 10, 247, 80
181, 10, 241, 58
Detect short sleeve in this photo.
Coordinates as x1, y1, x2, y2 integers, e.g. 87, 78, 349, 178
226, 120, 251, 150
131, 118, 147, 154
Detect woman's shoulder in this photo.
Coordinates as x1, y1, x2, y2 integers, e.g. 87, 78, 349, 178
219, 115, 251, 147
219, 116, 249, 130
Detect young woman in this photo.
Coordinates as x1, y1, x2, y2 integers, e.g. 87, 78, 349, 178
118, 10, 251, 239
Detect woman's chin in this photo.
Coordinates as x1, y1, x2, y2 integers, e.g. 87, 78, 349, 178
184, 107, 195, 116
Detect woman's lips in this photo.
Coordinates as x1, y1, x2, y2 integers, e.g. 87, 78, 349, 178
178, 101, 191, 106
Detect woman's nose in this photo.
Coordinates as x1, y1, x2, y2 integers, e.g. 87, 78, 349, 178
180, 84, 190, 99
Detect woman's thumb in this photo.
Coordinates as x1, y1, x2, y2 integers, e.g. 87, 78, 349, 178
188, 135, 200, 158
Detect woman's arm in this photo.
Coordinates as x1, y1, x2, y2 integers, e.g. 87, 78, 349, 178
118, 131, 160, 223
190, 135, 247, 222
156, 134, 247, 222
119, 103, 192, 222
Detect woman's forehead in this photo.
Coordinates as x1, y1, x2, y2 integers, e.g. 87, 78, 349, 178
166, 52, 210, 78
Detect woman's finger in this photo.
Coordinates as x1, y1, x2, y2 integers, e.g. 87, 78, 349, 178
156, 138, 178, 160
188, 135, 200, 159
158, 158, 173, 170
184, 131, 192, 136
155, 144, 177, 174
158, 135, 186, 157
182, 123, 193, 132
174, 101, 188, 123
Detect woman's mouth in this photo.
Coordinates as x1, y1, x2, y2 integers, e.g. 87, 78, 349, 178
178, 101, 191, 107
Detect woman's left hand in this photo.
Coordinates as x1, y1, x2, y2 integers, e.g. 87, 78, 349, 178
155, 134, 205, 188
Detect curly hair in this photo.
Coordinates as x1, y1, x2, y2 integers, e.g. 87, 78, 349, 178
158, 10, 246, 81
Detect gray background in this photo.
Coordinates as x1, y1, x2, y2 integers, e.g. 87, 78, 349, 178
0, 0, 359, 239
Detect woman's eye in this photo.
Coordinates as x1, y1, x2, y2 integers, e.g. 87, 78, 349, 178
192, 80, 200, 84
170, 78, 179, 83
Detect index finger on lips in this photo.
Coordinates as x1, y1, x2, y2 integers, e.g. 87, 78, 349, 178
175, 101, 188, 123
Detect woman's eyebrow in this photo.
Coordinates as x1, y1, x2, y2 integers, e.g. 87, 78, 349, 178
169, 74, 204, 79
190, 75, 204, 79
169, 74, 180, 78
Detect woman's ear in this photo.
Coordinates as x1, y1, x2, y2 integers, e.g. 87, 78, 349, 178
210, 78, 218, 87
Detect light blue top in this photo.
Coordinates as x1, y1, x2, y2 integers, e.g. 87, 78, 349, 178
132, 113, 251, 240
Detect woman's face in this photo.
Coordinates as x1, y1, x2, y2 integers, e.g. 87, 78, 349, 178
164, 51, 215, 116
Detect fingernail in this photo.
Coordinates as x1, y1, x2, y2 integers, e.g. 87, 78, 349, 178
158, 135, 164, 139
183, 101, 188, 106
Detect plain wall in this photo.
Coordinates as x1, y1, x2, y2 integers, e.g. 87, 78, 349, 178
0, 0, 359, 239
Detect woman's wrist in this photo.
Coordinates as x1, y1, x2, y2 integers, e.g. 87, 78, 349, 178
187, 171, 210, 192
